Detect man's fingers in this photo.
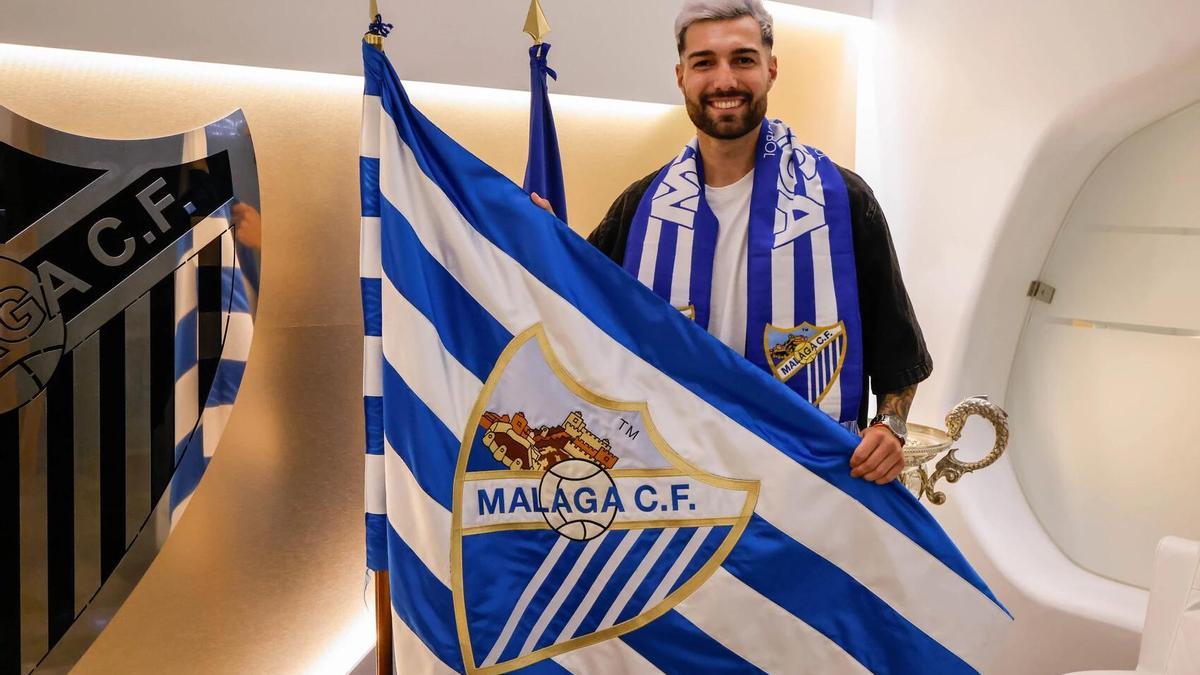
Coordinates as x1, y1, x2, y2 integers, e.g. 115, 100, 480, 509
849, 434, 879, 468
866, 452, 903, 483
851, 441, 888, 477
530, 192, 555, 215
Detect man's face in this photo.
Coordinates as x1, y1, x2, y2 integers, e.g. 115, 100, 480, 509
676, 15, 777, 141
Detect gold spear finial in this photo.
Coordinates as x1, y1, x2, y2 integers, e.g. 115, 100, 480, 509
365, 0, 384, 50
523, 0, 551, 43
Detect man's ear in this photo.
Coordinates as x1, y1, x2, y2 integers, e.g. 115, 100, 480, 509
768, 54, 778, 89
676, 62, 684, 91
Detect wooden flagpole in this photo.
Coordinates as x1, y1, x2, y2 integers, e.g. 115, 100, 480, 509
374, 569, 393, 674
365, 1, 392, 670
366, 2, 390, 672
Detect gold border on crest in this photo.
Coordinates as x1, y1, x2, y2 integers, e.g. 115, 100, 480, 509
762, 320, 848, 404
450, 324, 760, 675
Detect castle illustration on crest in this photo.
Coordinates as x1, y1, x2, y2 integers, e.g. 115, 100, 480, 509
768, 325, 820, 364
478, 410, 619, 472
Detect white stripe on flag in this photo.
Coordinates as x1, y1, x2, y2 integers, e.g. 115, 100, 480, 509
669, 228, 693, 309
553, 637, 663, 674
365, 453, 386, 515
555, 530, 643, 645
639, 526, 710, 612
380, 274, 482, 440
596, 529, 676, 631
383, 442, 451, 584
676, 567, 870, 674
375, 108, 1008, 671
363, 336, 383, 398
361, 95, 382, 160
520, 534, 609, 657
392, 605, 456, 675
482, 537, 570, 667
361, 216, 382, 279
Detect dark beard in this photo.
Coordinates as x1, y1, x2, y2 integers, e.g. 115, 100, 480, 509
685, 93, 767, 140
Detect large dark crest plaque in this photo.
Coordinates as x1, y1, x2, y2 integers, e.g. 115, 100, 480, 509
0, 105, 260, 673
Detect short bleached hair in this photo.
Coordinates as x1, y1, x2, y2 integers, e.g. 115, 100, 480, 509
675, 0, 775, 54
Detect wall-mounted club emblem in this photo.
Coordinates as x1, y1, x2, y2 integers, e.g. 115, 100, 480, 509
0, 105, 260, 674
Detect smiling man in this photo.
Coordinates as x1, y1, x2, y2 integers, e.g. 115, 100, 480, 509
539, 0, 930, 485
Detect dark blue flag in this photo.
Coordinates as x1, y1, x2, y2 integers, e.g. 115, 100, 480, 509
522, 42, 568, 223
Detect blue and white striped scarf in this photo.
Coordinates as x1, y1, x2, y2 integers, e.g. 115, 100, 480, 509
623, 119, 864, 427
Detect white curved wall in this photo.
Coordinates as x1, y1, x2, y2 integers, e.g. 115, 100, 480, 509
1008, 99, 1200, 589
861, 1, 1200, 672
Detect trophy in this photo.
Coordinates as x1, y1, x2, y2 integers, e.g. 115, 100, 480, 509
901, 396, 1009, 504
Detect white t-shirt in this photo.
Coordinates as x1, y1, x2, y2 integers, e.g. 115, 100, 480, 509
703, 169, 754, 354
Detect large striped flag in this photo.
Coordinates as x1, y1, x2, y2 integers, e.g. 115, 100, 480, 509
360, 40, 1010, 674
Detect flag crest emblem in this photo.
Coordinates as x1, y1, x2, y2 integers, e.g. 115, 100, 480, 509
452, 325, 757, 673
764, 320, 847, 402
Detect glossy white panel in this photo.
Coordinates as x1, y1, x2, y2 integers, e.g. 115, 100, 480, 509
1009, 99, 1200, 589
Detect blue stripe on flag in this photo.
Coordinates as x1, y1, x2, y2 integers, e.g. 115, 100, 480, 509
386, 523, 463, 672
724, 514, 972, 674
361, 277, 382, 337
379, 200, 513, 381
668, 525, 730, 596
366, 512, 387, 571
530, 531, 632, 654
620, 609, 765, 674
495, 539, 588, 665
381, 361, 457, 508
569, 528, 659, 639
461, 529, 563, 664
368, 67, 1002, 610
363, 55, 383, 97
361, 156, 381, 218
614, 529, 688, 626
364, 395, 384, 455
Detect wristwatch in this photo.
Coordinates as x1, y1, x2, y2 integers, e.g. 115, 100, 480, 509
869, 413, 908, 445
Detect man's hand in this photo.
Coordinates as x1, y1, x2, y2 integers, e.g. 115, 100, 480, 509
530, 192, 555, 216
850, 425, 904, 484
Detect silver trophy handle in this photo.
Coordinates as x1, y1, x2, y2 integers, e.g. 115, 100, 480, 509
922, 396, 1010, 505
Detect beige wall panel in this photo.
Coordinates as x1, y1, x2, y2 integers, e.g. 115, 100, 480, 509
0, 19, 854, 672
768, 16, 859, 167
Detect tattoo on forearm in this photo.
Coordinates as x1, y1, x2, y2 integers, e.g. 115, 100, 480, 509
877, 384, 917, 421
